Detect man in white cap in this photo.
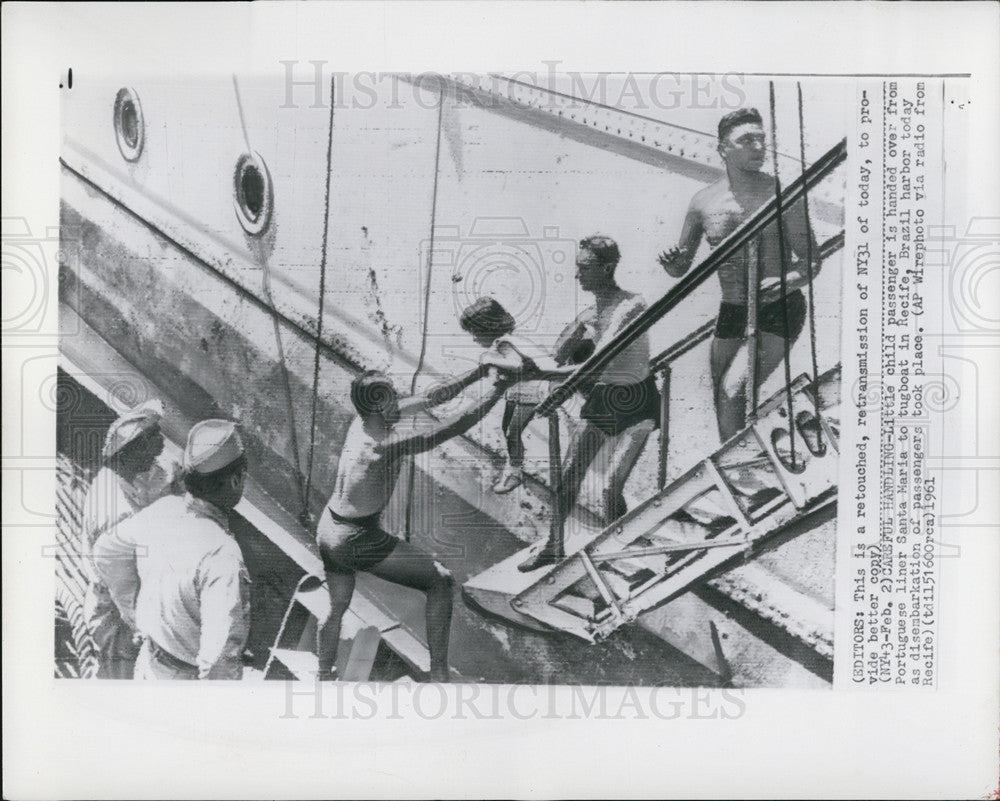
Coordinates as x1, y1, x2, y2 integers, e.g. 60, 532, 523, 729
81, 399, 180, 678
94, 419, 251, 680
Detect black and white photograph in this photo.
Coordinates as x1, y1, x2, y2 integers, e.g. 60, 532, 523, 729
3, 3, 998, 799
55, 70, 846, 688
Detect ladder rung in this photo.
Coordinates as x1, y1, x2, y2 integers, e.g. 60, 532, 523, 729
600, 557, 660, 583
600, 570, 638, 602
594, 536, 748, 562
552, 593, 598, 619
579, 551, 624, 622
704, 458, 752, 531
716, 454, 772, 471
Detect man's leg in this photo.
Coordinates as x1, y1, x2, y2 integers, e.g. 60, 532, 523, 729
717, 330, 795, 440
518, 422, 604, 571
602, 419, 655, 523
710, 336, 745, 441
317, 571, 356, 679
367, 541, 453, 682
559, 422, 605, 518
752, 330, 797, 388
495, 402, 535, 493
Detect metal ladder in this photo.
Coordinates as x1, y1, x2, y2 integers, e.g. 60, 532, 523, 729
510, 367, 841, 642
262, 573, 460, 682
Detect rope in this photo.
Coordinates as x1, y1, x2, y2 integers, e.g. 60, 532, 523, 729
797, 82, 823, 446
768, 81, 797, 469
744, 236, 761, 420
403, 89, 446, 542
302, 77, 338, 527
232, 75, 310, 518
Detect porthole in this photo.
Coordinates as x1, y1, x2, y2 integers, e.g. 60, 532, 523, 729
233, 152, 274, 236
113, 88, 145, 162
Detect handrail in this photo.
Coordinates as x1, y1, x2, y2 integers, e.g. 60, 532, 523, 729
533, 137, 848, 419
649, 229, 846, 372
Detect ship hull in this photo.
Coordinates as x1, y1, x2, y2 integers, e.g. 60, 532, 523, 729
57, 73, 843, 687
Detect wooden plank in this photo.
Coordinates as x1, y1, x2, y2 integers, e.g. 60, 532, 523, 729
341, 626, 382, 682
268, 648, 319, 681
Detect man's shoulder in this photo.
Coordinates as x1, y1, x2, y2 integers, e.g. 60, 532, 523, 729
345, 415, 376, 443
342, 417, 380, 455
619, 291, 648, 315
138, 493, 187, 523
198, 532, 246, 577
83, 467, 126, 512
111, 493, 185, 540
693, 179, 728, 206
85, 466, 114, 494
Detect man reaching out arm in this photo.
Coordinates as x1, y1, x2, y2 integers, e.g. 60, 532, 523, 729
316, 366, 513, 682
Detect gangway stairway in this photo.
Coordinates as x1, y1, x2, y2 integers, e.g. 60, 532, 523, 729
465, 136, 847, 682
464, 366, 840, 644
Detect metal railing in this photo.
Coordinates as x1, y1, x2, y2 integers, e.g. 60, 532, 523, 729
651, 228, 845, 489
537, 138, 848, 557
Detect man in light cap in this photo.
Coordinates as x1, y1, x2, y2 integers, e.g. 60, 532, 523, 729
95, 419, 251, 680
82, 399, 181, 678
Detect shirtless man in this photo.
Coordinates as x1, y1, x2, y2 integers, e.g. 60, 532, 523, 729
316, 367, 512, 681
658, 107, 818, 441
519, 235, 660, 572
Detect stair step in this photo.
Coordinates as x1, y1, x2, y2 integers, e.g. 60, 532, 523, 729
599, 570, 636, 601
553, 592, 598, 619
342, 626, 382, 682
268, 648, 319, 680
598, 556, 661, 584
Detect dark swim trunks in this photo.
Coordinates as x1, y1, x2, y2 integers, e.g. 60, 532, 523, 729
715, 289, 807, 341
580, 374, 661, 437
317, 508, 400, 574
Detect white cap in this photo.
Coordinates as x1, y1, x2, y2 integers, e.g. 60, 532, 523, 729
183, 419, 244, 474
102, 399, 164, 459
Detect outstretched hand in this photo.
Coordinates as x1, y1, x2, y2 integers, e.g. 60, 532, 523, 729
657, 247, 690, 276
488, 365, 521, 392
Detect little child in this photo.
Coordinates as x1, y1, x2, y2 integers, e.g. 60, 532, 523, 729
459, 297, 594, 493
